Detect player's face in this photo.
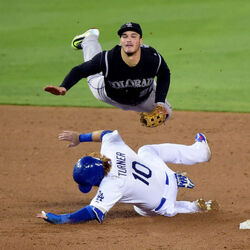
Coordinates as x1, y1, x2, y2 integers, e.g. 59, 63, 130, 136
120, 31, 142, 55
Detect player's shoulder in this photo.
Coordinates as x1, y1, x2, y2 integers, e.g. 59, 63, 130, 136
141, 44, 161, 61
141, 44, 158, 54
91, 50, 106, 64
102, 45, 120, 64
102, 130, 123, 143
106, 45, 120, 56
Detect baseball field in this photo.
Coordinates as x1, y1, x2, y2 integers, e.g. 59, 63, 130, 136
0, 0, 250, 249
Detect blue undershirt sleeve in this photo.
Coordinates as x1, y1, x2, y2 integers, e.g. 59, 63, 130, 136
44, 205, 105, 224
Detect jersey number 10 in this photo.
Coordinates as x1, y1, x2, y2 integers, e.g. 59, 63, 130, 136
132, 161, 152, 185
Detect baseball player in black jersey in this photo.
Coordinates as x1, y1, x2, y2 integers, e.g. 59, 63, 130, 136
45, 22, 172, 121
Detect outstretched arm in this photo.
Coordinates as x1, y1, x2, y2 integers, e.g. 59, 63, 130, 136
58, 130, 113, 147
44, 53, 103, 96
37, 205, 105, 224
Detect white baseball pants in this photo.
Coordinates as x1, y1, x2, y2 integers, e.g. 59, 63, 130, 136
135, 140, 211, 216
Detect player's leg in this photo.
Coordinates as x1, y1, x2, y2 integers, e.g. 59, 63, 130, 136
71, 28, 101, 61
133, 206, 156, 217
73, 30, 113, 104
173, 201, 200, 213
137, 145, 179, 217
155, 201, 199, 217
137, 146, 201, 216
156, 199, 219, 217
173, 199, 219, 214
138, 134, 211, 165
81, 30, 102, 62
138, 145, 176, 175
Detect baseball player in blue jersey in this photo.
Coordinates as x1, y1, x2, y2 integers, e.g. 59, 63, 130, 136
44, 22, 172, 126
37, 130, 219, 224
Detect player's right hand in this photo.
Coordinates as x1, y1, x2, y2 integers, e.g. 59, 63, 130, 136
58, 131, 80, 147
44, 86, 67, 95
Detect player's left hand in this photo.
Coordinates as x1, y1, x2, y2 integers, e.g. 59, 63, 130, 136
37, 211, 63, 224
58, 131, 80, 147
44, 86, 67, 95
37, 211, 48, 220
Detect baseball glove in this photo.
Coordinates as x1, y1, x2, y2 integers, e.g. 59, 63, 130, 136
140, 105, 168, 128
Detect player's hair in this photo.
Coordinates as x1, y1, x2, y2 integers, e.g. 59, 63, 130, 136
85, 152, 111, 176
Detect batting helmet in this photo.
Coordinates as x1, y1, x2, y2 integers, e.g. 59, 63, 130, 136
73, 156, 104, 193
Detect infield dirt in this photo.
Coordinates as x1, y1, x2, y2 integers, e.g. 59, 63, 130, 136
0, 106, 249, 249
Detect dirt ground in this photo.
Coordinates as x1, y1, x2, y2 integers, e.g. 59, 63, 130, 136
0, 105, 249, 250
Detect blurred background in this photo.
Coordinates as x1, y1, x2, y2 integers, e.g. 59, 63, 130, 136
0, 0, 249, 112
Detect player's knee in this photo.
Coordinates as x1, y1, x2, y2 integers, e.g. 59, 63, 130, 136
138, 145, 156, 156
87, 87, 102, 101
138, 145, 151, 154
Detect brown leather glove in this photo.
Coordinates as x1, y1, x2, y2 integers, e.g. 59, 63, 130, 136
140, 105, 169, 128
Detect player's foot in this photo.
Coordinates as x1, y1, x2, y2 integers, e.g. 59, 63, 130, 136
195, 133, 208, 143
195, 133, 211, 159
196, 198, 207, 211
196, 198, 219, 212
206, 200, 220, 211
71, 28, 100, 50
175, 172, 195, 189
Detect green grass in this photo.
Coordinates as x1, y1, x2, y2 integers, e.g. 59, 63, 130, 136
0, 0, 249, 112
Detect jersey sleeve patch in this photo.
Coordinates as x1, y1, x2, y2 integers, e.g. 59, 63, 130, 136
90, 177, 123, 213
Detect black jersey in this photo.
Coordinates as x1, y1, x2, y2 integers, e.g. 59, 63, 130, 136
60, 45, 170, 105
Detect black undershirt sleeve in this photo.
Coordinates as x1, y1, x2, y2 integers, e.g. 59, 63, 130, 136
155, 55, 171, 103
60, 52, 103, 91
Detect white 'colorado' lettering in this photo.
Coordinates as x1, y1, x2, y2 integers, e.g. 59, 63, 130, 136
108, 78, 154, 89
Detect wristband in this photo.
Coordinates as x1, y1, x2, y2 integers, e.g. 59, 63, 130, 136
79, 133, 92, 142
